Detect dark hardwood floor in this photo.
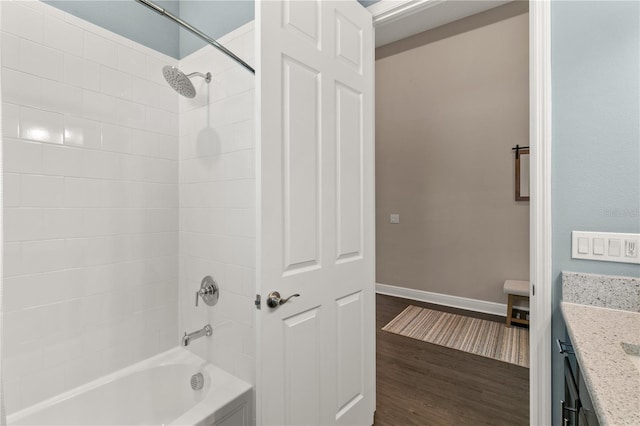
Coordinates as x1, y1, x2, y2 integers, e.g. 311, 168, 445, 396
374, 294, 529, 426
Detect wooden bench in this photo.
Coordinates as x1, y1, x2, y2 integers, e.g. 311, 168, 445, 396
503, 280, 530, 327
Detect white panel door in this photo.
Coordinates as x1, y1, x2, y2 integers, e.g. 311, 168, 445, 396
256, 0, 374, 425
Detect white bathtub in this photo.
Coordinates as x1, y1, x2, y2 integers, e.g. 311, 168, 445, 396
7, 348, 252, 426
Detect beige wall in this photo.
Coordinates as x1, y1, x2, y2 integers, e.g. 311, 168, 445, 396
375, 3, 529, 304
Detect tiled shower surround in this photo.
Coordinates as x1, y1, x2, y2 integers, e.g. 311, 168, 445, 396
1, 0, 255, 414
177, 24, 256, 385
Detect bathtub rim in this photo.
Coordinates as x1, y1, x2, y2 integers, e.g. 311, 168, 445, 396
7, 346, 253, 426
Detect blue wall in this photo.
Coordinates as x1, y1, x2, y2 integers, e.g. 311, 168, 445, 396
178, 0, 254, 58
45, 0, 377, 59
551, 0, 640, 423
43, 0, 253, 58
44, 0, 181, 57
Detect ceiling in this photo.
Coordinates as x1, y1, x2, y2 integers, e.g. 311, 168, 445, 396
369, 0, 512, 47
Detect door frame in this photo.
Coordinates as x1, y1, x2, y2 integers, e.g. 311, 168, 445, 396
368, 1, 553, 424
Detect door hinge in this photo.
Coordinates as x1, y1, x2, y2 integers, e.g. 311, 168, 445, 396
532, 284, 535, 296
254, 294, 261, 310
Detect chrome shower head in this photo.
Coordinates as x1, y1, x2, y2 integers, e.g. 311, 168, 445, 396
162, 65, 211, 98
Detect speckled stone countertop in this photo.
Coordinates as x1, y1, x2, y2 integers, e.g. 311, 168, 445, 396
563, 271, 640, 312
561, 302, 640, 425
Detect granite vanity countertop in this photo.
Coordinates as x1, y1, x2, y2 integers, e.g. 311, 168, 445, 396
561, 302, 640, 425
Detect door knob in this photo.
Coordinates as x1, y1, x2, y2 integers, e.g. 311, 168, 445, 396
266, 291, 300, 308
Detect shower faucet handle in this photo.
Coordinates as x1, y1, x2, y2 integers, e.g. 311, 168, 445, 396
195, 276, 219, 307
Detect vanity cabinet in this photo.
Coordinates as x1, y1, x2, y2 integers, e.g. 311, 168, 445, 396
577, 369, 600, 426
561, 273, 640, 425
560, 339, 600, 426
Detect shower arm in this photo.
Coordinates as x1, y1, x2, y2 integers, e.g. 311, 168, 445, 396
135, 0, 255, 75
186, 71, 212, 83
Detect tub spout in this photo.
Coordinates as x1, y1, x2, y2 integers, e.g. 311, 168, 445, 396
182, 324, 213, 346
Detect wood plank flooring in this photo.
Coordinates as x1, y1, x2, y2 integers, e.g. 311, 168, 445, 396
374, 294, 529, 426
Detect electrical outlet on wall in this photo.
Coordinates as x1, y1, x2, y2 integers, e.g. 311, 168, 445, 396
390, 214, 400, 224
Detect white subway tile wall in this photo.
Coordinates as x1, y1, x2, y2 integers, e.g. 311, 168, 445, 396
1, 0, 180, 413
178, 22, 256, 386
2, 0, 256, 414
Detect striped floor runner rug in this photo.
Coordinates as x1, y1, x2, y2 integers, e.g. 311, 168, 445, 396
382, 305, 529, 368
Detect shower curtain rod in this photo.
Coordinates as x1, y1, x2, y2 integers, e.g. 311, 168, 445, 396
135, 0, 255, 74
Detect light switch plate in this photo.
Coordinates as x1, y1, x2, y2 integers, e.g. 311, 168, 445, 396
390, 214, 400, 224
609, 239, 621, 257
577, 237, 589, 254
572, 231, 640, 264
593, 238, 605, 255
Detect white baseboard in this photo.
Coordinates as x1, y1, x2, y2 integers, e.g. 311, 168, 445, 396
376, 283, 507, 317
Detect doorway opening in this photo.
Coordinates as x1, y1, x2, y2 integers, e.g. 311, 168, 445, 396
371, 2, 532, 423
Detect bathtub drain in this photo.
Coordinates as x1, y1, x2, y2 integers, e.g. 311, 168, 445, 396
190, 372, 204, 390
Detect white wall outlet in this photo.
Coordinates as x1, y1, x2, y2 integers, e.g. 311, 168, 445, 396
390, 214, 400, 224
572, 231, 640, 264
